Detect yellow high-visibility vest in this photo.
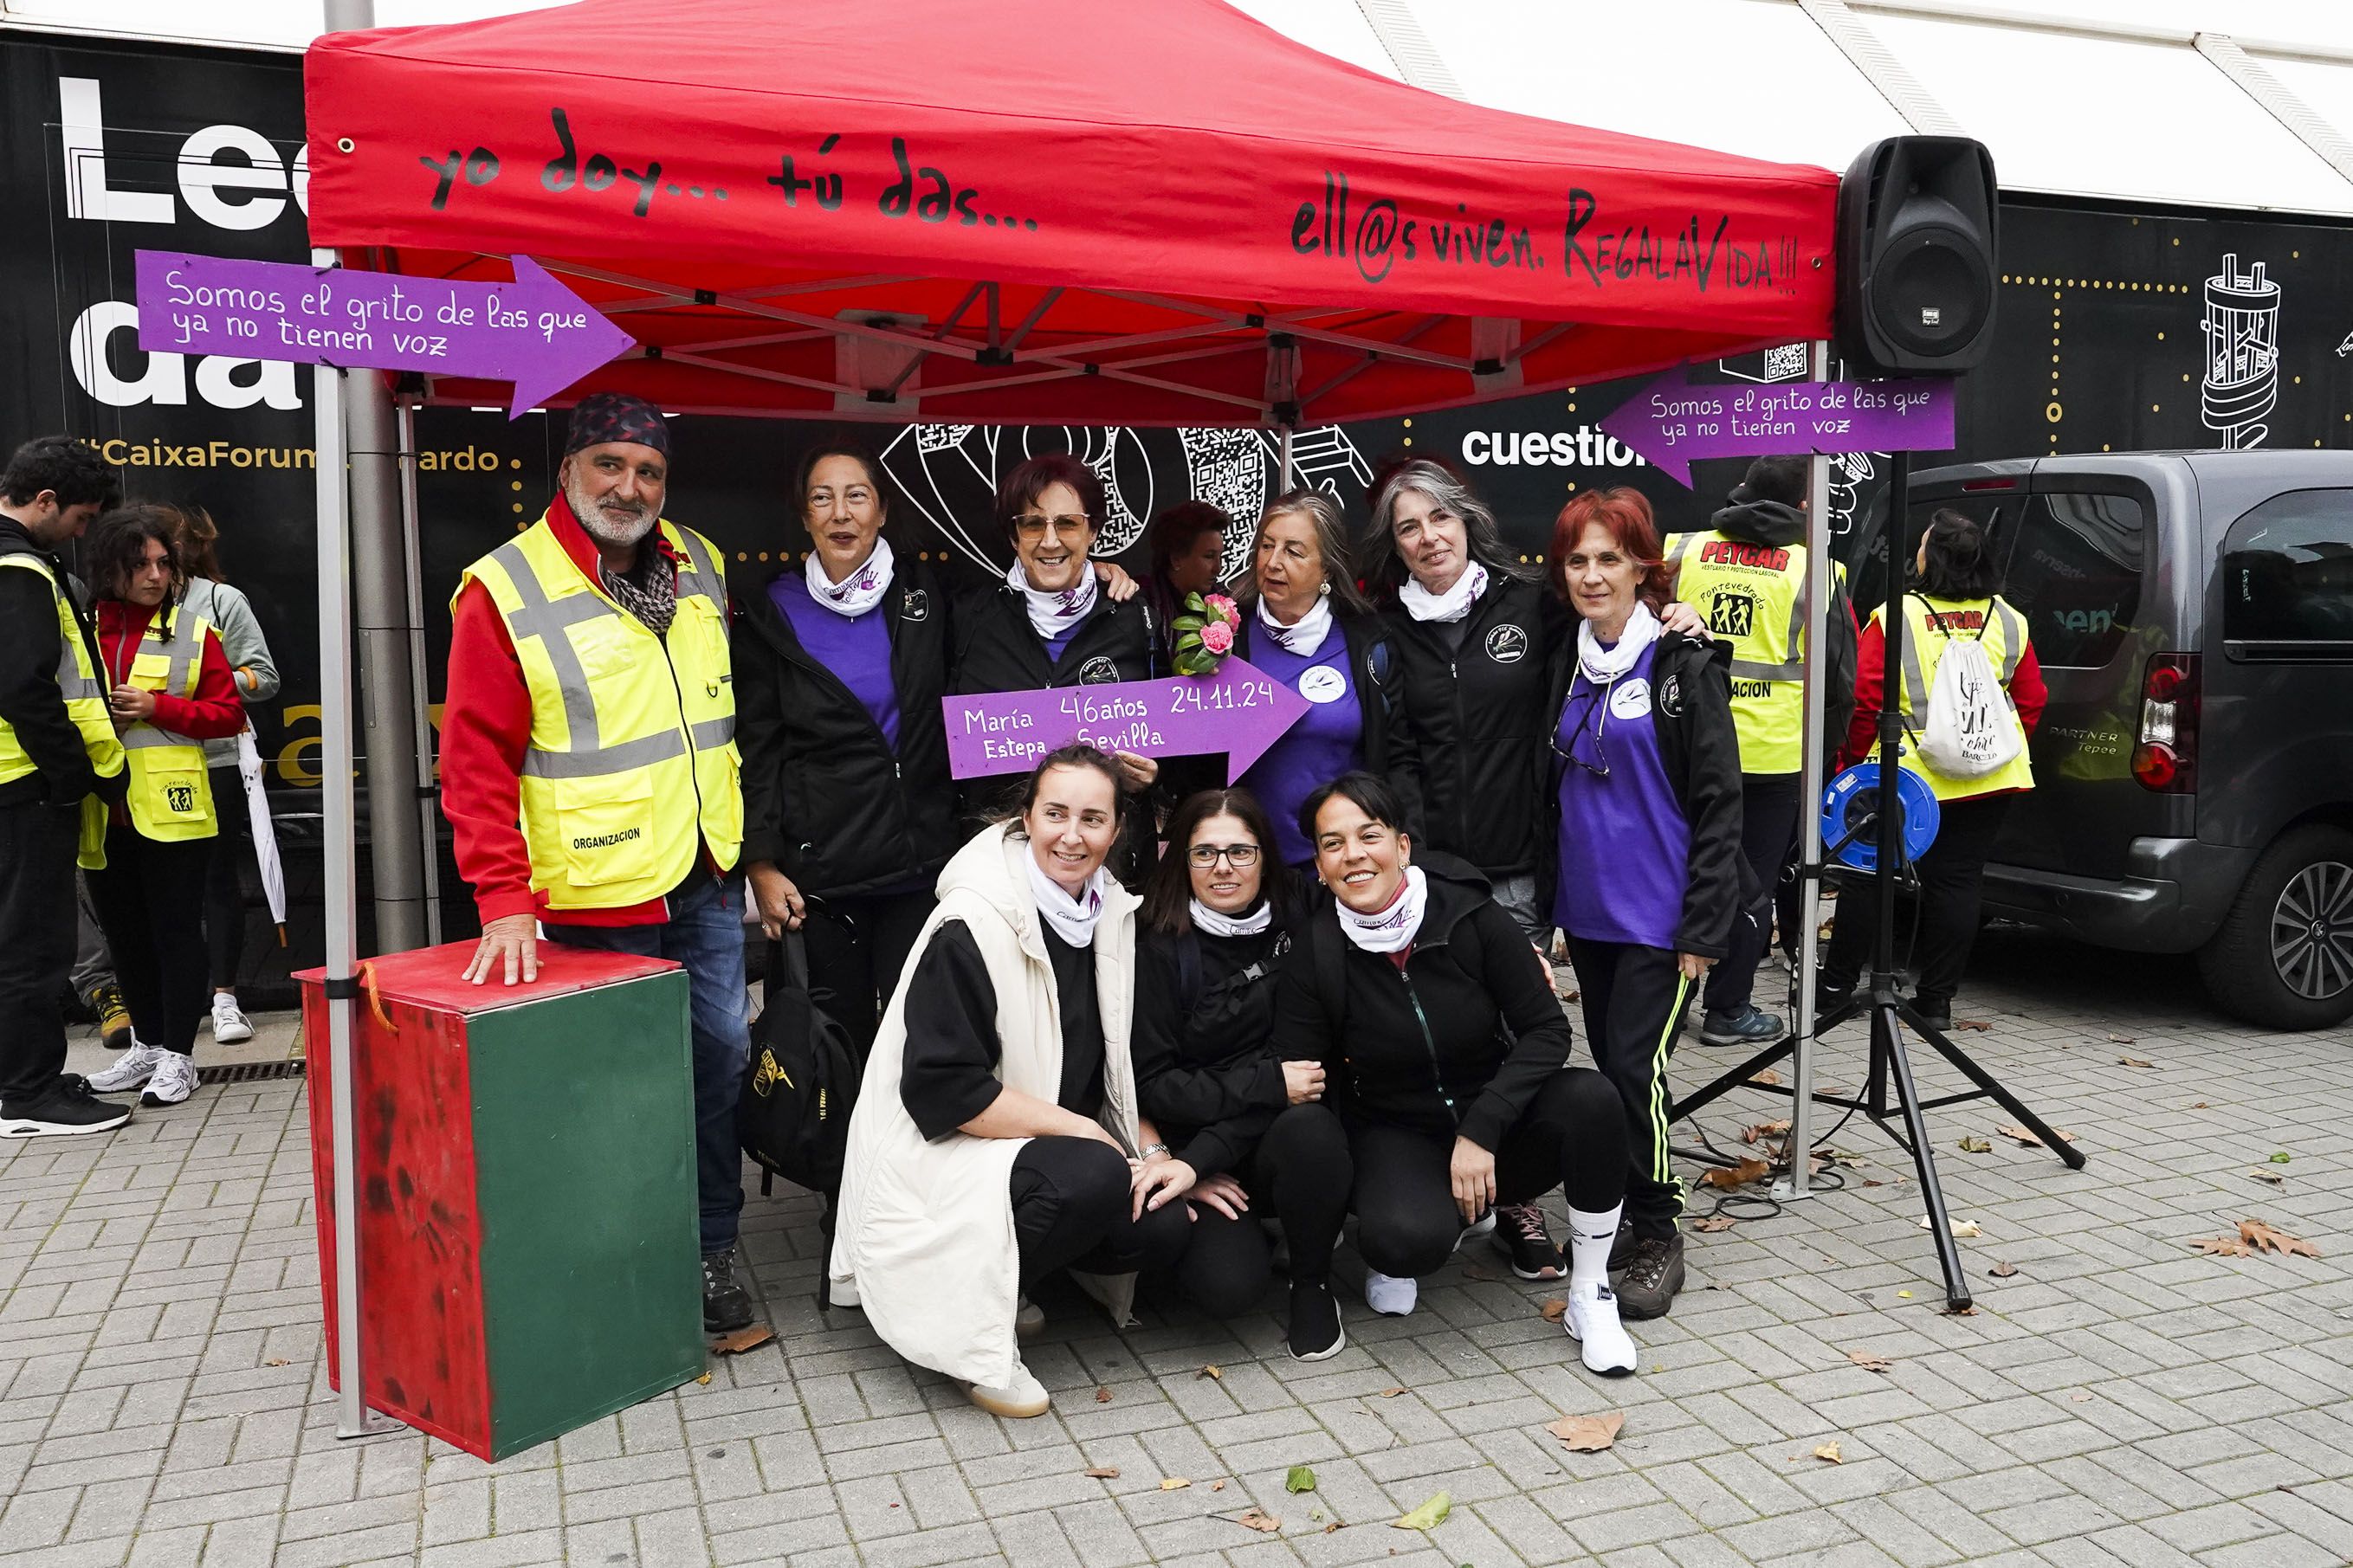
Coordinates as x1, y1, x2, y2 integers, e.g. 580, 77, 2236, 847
0, 552, 126, 868
1874, 593, 2037, 800
456, 513, 741, 911
1665, 531, 1813, 773
118, 606, 219, 842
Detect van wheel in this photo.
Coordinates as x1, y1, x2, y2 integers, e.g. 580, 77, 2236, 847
2198, 825, 2353, 1030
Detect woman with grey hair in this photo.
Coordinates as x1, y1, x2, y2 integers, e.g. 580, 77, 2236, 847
1230, 490, 1401, 870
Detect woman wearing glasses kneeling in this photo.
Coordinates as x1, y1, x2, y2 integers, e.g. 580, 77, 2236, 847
1262, 771, 1640, 1377
1132, 789, 1352, 1359
829, 745, 1188, 1419
1542, 488, 1746, 1326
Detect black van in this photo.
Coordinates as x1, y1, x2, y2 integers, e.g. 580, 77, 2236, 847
1849, 451, 2353, 1030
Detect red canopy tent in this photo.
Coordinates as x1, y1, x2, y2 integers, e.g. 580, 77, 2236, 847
303, 0, 1838, 426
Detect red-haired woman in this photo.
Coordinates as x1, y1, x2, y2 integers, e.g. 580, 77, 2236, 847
1541, 487, 1746, 1324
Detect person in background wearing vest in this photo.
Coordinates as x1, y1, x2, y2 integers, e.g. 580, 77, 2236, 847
442, 393, 759, 1334
1664, 456, 1857, 1049
734, 438, 959, 1055
1819, 509, 2046, 1032
1542, 488, 1747, 1321
77, 508, 245, 1110
0, 437, 133, 1139
173, 507, 280, 1049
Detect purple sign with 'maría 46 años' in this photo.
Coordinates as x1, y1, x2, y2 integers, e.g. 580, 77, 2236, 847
1599, 361, 1959, 486
945, 659, 1311, 781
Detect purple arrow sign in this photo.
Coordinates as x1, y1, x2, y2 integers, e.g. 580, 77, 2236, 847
133, 251, 634, 418
1598, 361, 1956, 487
945, 658, 1312, 782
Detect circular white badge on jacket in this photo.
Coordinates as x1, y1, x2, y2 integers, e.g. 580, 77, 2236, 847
1607, 676, 1653, 720
1298, 665, 1348, 704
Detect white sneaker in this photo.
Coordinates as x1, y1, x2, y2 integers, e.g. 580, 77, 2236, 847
1364, 1270, 1419, 1316
964, 1359, 1050, 1418
1562, 1280, 1638, 1378
1458, 1211, 1496, 1245
86, 1040, 166, 1094
1015, 1295, 1045, 1339
210, 994, 255, 1044
141, 1052, 197, 1107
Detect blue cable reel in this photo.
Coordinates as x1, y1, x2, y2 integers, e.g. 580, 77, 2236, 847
1820, 761, 1940, 871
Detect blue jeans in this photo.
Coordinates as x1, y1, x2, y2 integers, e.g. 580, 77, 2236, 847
546, 871, 751, 1254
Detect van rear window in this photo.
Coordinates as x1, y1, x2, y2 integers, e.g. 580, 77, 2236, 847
2221, 488, 2353, 654
1998, 493, 2145, 667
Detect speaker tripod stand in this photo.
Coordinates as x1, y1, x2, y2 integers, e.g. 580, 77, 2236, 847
1670, 448, 2085, 1311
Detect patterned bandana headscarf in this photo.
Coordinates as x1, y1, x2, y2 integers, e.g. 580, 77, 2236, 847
564, 392, 671, 458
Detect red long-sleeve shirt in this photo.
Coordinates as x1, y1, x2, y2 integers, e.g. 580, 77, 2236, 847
95, 601, 244, 740
440, 495, 702, 928
1843, 605, 2048, 794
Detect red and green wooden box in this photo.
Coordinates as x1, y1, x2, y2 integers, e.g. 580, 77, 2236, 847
300, 941, 703, 1461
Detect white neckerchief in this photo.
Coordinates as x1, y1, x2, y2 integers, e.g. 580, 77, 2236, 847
805, 535, 893, 618
1257, 591, 1334, 655
1190, 897, 1271, 939
1399, 560, 1488, 623
1026, 846, 1109, 949
1334, 865, 1427, 954
1577, 601, 1660, 685
1006, 558, 1099, 641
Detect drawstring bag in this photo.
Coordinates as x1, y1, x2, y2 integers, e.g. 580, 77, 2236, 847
738, 931, 861, 1303
1913, 602, 2022, 778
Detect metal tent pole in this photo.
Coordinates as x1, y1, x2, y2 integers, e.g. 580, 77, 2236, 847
1783, 339, 1836, 1199
394, 399, 442, 947
1278, 425, 1296, 488
348, 365, 426, 953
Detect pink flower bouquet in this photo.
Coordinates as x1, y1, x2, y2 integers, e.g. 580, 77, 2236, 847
1172, 590, 1242, 676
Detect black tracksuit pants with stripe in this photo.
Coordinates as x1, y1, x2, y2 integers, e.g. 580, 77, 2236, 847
1566, 937, 1689, 1242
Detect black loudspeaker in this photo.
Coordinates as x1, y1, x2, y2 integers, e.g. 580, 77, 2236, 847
1835, 136, 1999, 376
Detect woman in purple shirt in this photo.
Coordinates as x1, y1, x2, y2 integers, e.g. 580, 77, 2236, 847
1231, 491, 1400, 870
1541, 487, 1747, 1326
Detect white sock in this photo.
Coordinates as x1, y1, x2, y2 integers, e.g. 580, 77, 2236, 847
1567, 1203, 1623, 1289
214, 990, 236, 1005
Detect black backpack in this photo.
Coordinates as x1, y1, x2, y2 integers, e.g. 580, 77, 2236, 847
737, 933, 861, 1212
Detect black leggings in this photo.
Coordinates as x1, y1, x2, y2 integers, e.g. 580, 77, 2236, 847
1567, 937, 1690, 1242
203, 764, 248, 990
1173, 1104, 1354, 1319
804, 889, 934, 1057
1706, 771, 1800, 1015
85, 825, 213, 1056
1822, 792, 2012, 1010
1010, 1135, 1191, 1290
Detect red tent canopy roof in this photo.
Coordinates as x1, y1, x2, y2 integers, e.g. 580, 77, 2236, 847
304, 0, 1840, 425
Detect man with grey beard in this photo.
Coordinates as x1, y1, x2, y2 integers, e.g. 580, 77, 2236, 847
441, 392, 759, 1332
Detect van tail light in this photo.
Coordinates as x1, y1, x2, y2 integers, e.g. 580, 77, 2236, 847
2131, 653, 2200, 792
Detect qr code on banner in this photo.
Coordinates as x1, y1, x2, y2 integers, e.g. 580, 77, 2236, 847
1762, 342, 1809, 382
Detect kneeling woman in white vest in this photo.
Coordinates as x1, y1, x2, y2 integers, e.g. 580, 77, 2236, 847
831, 743, 1191, 1417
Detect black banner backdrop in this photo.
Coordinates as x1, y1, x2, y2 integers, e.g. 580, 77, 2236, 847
7, 34, 2350, 998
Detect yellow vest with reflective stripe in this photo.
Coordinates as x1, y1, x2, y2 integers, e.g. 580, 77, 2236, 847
0, 553, 126, 868
1874, 593, 2037, 801
1665, 531, 1812, 773
456, 514, 741, 912
118, 607, 219, 842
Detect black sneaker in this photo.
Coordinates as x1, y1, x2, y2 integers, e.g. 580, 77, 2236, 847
701, 1247, 755, 1332
1911, 1002, 1953, 1034
1, 1075, 133, 1139
1615, 1232, 1686, 1320
1813, 978, 1857, 1019
1492, 1201, 1564, 1281
1698, 1005, 1788, 1048
1288, 1281, 1345, 1362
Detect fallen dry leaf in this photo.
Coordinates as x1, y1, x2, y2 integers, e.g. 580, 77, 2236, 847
1160, 1477, 1192, 1491
1198, 1364, 1223, 1380
2071, 1391, 2093, 1403
1210, 1480, 1225, 1492
2240, 1218, 2323, 1259
1742, 1119, 1792, 1145
1862, 1178, 1884, 1187
1958, 1137, 1992, 1154
1750, 1069, 1782, 1087
2119, 1055, 2156, 1069
1084, 1467, 1120, 1480
2189, 1101, 2210, 1109
1234, 1508, 1280, 1533
1096, 1386, 1113, 1403
1692, 1214, 1738, 1233
1946, 1304, 1980, 1317
1994, 1125, 2074, 1147
709, 1325, 776, 1356
263, 1358, 290, 1367
1323, 1520, 1343, 1534
1544, 1410, 1626, 1452
1949, 1017, 1992, 1031
1988, 1261, 2019, 1278
695, 1372, 712, 1385
1375, 1386, 1405, 1397
1918, 1216, 1982, 1237
1701, 1157, 1773, 1191
1846, 1350, 1893, 1374
1393, 1491, 1451, 1530
1540, 1298, 1568, 1322
2192, 1235, 2253, 1256
1462, 1263, 1505, 1282
1812, 1442, 1844, 1464
2250, 1169, 2285, 1186
2107, 1031, 2136, 1044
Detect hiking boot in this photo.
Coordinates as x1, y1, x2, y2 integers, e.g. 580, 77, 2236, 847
1607, 1216, 1636, 1272
1561, 1279, 1638, 1377
210, 993, 255, 1045
141, 1052, 197, 1107
93, 984, 132, 1052
86, 1039, 165, 1094
1615, 1233, 1686, 1320
1364, 1269, 1418, 1316
701, 1247, 755, 1332
1492, 1201, 1564, 1281
1288, 1281, 1345, 1362
964, 1359, 1050, 1418
1699, 1004, 1787, 1048
1, 1076, 133, 1139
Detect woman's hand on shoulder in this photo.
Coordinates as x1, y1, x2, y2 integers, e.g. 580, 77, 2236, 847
1660, 600, 1709, 640
1096, 560, 1139, 603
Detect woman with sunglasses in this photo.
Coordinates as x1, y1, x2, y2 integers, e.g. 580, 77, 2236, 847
1133, 788, 1351, 1358
1542, 488, 1746, 1325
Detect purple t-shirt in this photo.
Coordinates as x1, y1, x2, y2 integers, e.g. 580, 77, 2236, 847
1552, 639, 1690, 949
1240, 621, 1363, 865
770, 571, 901, 751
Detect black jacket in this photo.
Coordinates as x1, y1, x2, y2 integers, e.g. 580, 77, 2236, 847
1703, 497, 1860, 758
731, 560, 961, 899
1381, 573, 1565, 879
1231, 610, 1402, 780
1541, 629, 1750, 958
1132, 921, 1291, 1178
0, 521, 106, 810
1271, 861, 1573, 1150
